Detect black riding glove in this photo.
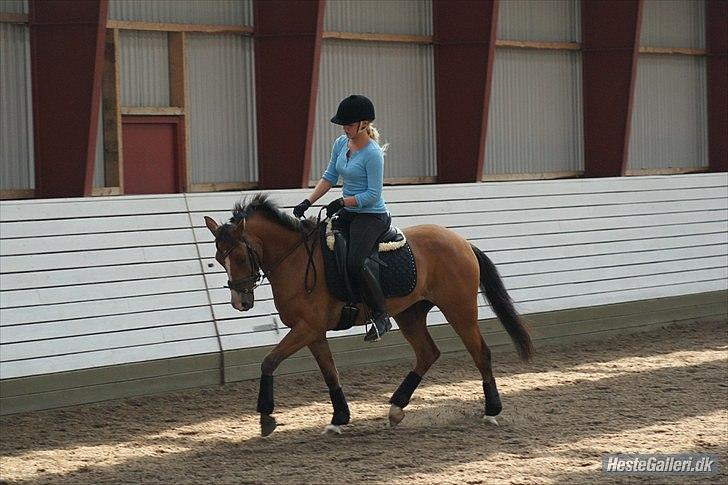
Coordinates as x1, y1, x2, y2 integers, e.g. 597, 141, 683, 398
292, 199, 311, 218
326, 198, 345, 218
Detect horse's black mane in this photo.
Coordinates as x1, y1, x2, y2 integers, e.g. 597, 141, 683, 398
219, 194, 316, 240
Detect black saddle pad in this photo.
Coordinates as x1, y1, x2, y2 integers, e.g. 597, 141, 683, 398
320, 224, 417, 303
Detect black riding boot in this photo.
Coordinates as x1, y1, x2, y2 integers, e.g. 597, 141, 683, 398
359, 265, 392, 342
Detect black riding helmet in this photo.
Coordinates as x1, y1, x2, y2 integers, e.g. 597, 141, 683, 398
330, 94, 375, 125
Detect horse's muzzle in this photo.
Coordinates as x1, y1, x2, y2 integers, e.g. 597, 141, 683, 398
231, 292, 254, 312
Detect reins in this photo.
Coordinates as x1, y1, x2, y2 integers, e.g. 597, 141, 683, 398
223, 208, 329, 295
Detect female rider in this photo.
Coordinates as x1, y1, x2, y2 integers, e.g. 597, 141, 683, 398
293, 94, 391, 342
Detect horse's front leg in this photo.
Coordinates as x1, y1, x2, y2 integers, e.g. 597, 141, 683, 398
308, 338, 350, 435
258, 322, 319, 437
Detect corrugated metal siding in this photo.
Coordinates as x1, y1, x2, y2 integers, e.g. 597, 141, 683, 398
640, 0, 705, 48
0, 0, 27, 14
93, 100, 105, 188
186, 34, 257, 184
628, 55, 708, 170
119, 30, 170, 107
497, 0, 580, 42
312, 40, 436, 181
0, 23, 33, 190
324, 0, 431, 35
109, 0, 252, 26
485, 48, 583, 175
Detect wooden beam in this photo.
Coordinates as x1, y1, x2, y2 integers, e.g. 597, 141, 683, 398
639, 46, 707, 56
119, 107, 184, 115
0, 13, 29, 23
482, 171, 584, 181
102, 29, 122, 190
168, 32, 186, 108
496, 39, 580, 51
0, 189, 35, 200
168, 32, 189, 192
624, 167, 709, 176
188, 182, 258, 192
91, 187, 121, 196
322, 31, 432, 44
106, 19, 253, 35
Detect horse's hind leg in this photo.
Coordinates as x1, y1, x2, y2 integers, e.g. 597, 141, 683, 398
389, 300, 440, 428
308, 338, 350, 435
440, 300, 502, 424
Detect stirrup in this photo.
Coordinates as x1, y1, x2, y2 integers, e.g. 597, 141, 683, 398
364, 314, 392, 342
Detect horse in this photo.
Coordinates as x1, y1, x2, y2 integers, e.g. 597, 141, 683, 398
204, 194, 533, 437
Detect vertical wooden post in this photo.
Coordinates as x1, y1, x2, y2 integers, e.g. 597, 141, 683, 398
581, 0, 643, 177
102, 28, 123, 191
433, 0, 499, 183
168, 31, 188, 191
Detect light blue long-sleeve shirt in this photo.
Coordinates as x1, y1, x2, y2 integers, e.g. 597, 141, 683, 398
321, 135, 388, 213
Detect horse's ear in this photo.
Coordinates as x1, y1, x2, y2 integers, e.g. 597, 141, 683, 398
204, 216, 219, 236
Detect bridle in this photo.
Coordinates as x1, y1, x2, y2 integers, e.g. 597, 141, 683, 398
221, 234, 263, 295
219, 212, 327, 296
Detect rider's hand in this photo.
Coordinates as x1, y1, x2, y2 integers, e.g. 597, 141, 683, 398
293, 199, 311, 218
326, 198, 344, 218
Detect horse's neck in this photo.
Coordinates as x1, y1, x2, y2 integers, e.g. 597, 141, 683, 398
248, 219, 302, 272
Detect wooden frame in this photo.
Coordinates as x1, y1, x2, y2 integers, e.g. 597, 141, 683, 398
0, 189, 35, 200
188, 182, 258, 192
639, 46, 707, 56
102, 29, 123, 191
482, 171, 584, 182
625, 167, 709, 176
0, 13, 28, 24
106, 20, 253, 35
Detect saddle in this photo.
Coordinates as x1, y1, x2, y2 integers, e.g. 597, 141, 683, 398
320, 217, 417, 331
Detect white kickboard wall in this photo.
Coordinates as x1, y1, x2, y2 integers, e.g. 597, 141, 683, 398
1, 173, 726, 380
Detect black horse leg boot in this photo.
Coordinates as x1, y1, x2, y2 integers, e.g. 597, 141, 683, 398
359, 265, 392, 342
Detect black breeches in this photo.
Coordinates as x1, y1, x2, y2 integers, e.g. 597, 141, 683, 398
336, 211, 390, 280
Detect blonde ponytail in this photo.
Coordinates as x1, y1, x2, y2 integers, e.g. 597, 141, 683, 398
365, 122, 389, 154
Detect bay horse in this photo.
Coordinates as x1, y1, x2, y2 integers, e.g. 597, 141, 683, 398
204, 194, 533, 437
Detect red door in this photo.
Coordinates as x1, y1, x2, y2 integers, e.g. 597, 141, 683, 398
122, 116, 184, 194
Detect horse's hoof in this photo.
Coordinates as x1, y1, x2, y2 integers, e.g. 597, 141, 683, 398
483, 415, 499, 426
388, 404, 405, 428
322, 424, 342, 435
260, 414, 277, 437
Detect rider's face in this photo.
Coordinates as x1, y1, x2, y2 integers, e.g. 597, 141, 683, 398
343, 121, 367, 139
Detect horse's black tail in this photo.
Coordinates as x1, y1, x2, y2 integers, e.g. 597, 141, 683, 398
471, 244, 534, 362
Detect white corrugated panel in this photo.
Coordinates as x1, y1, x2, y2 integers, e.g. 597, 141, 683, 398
0, 0, 26, 14
119, 30, 170, 107
640, 0, 705, 48
324, 0, 431, 35
628, 55, 708, 170
497, 0, 580, 42
311, 40, 436, 181
186, 34, 257, 184
0, 23, 33, 190
485, 48, 583, 175
109, 0, 252, 25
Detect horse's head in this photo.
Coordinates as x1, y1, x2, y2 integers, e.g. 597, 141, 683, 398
204, 216, 262, 312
